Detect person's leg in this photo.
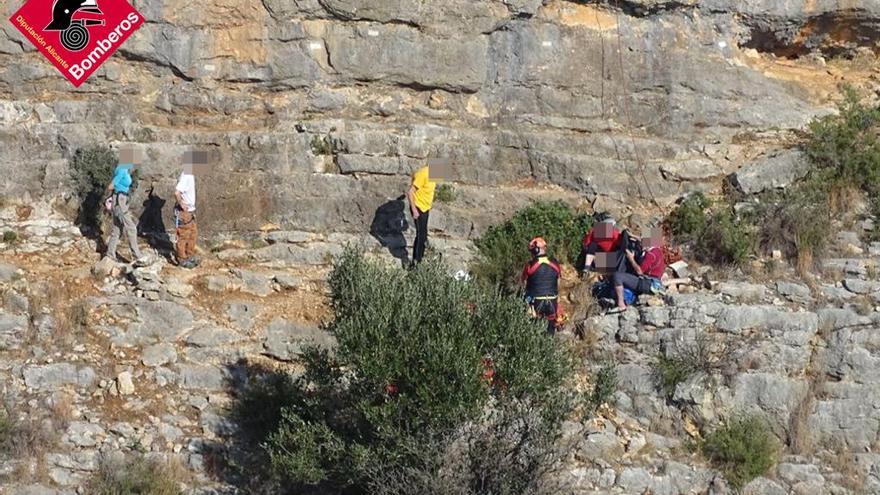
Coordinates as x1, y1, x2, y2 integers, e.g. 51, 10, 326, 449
581, 241, 599, 272
413, 208, 429, 263
611, 272, 641, 310
105, 211, 122, 260
188, 217, 198, 260
178, 225, 194, 264
118, 196, 143, 259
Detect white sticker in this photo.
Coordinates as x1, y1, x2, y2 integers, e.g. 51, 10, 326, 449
204, 64, 216, 71
309, 42, 323, 50
368, 30, 379, 37
542, 41, 553, 47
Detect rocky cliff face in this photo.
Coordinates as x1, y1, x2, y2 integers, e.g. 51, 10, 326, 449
1, 0, 878, 240
2, 1, 880, 494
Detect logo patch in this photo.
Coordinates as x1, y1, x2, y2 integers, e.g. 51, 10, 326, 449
9, 0, 144, 87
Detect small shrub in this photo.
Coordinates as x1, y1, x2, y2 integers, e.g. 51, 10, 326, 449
70, 146, 117, 230
694, 207, 753, 265
700, 415, 780, 489
653, 337, 729, 398
310, 135, 333, 156
653, 353, 693, 399
667, 192, 710, 242
88, 453, 186, 495
586, 363, 618, 412
2, 230, 17, 244
263, 250, 573, 491
435, 183, 456, 203
472, 201, 592, 289
806, 87, 880, 212
0, 409, 12, 454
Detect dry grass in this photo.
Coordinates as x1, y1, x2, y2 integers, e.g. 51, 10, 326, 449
828, 183, 865, 218
823, 440, 867, 493
50, 393, 75, 430
88, 453, 190, 495
852, 296, 875, 316
796, 249, 815, 280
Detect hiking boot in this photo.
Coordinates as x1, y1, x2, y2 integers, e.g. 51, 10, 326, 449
133, 255, 152, 267
179, 258, 196, 269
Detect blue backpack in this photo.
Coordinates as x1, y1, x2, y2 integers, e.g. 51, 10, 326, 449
592, 280, 636, 307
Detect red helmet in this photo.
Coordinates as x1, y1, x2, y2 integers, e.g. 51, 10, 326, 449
528, 237, 547, 251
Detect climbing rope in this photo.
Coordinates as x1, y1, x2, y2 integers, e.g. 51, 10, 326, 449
613, 0, 661, 209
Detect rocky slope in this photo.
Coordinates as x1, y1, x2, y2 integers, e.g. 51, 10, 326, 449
2, 0, 880, 493
1, 199, 880, 494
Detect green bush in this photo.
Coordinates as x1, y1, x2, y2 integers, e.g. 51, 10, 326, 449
0, 409, 11, 454
744, 183, 831, 263
88, 453, 185, 495
472, 201, 592, 289
700, 415, 780, 489
666, 193, 752, 266
435, 183, 456, 203
70, 146, 117, 230
310, 135, 333, 156
806, 87, 880, 207
653, 337, 729, 399
2, 230, 17, 244
667, 192, 710, 242
653, 353, 693, 399
695, 207, 753, 266
264, 250, 573, 492
586, 363, 618, 412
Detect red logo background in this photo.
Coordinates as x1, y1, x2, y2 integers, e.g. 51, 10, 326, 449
9, 0, 144, 87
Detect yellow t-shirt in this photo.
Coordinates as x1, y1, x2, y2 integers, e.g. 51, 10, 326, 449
411, 166, 435, 212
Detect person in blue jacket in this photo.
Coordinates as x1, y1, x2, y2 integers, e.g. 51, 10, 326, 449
103, 150, 149, 266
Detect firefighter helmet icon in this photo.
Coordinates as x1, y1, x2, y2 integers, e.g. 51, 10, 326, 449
44, 0, 105, 51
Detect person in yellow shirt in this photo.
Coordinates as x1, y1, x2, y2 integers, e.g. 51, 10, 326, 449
407, 164, 436, 264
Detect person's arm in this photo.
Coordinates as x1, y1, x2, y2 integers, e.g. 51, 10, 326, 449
407, 185, 419, 219
626, 250, 643, 275
175, 188, 187, 210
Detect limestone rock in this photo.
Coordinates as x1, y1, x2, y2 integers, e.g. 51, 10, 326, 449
91, 257, 117, 279
22, 364, 95, 390
177, 365, 228, 391
733, 150, 810, 194
116, 371, 135, 395
185, 326, 244, 347
0, 263, 21, 282
0, 314, 28, 350
843, 278, 880, 295
263, 319, 335, 361
274, 273, 303, 290
775, 281, 812, 304
142, 343, 178, 367
716, 305, 818, 334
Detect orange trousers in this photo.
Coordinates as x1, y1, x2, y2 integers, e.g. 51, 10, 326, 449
176, 210, 197, 261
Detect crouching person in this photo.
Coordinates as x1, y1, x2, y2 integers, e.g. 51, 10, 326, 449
608, 228, 666, 314
522, 237, 562, 333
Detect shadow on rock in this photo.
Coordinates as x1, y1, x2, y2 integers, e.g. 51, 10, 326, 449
205, 359, 331, 495
370, 195, 410, 267
137, 186, 175, 259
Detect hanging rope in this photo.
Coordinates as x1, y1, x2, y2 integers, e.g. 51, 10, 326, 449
606, 0, 662, 210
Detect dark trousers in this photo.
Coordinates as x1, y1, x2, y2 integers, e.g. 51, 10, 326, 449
611, 271, 654, 294
528, 298, 559, 333
413, 208, 430, 263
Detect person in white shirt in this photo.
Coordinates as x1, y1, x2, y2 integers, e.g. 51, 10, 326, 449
174, 157, 199, 268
